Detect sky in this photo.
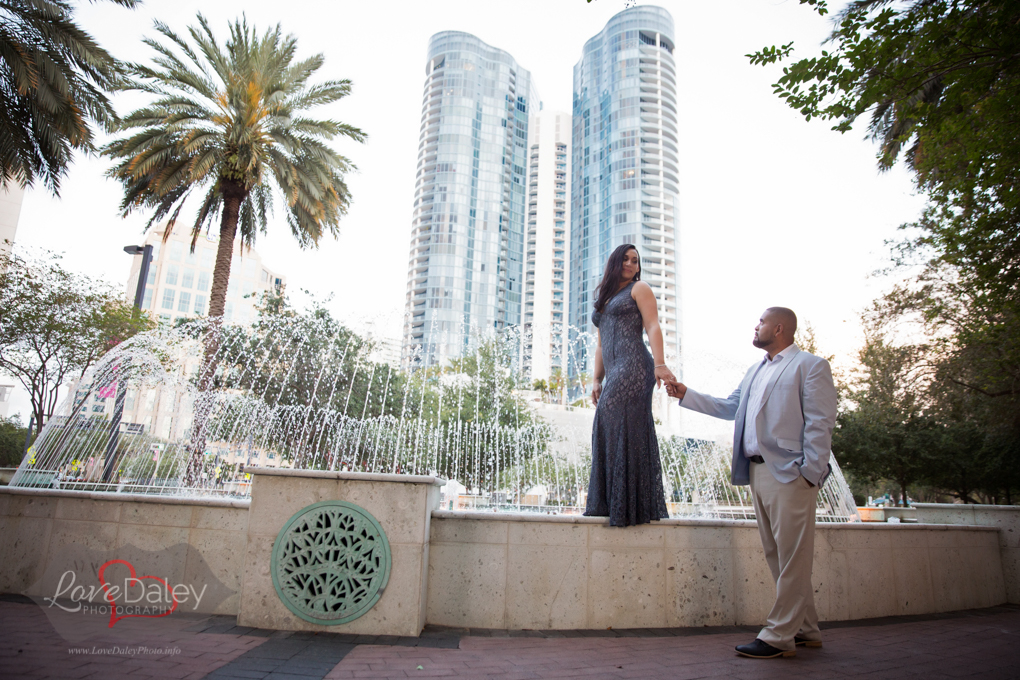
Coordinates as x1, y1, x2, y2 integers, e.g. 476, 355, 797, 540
7, 0, 927, 434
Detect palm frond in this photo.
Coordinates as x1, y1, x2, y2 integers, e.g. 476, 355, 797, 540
1, 0, 133, 193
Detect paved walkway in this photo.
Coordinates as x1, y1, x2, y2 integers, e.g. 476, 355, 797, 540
2, 595, 1019, 679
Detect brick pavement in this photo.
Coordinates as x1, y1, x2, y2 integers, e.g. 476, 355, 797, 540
1, 594, 1019, 679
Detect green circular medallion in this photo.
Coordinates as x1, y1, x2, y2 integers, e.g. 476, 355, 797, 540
271, 500, 391, 625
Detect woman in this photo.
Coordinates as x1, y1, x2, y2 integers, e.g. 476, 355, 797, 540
584, 244, 675, 526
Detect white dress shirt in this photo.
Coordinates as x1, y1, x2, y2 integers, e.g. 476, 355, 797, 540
743, 343, 799, 459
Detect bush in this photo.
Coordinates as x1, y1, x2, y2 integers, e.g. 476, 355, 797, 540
0, 416, 31, 468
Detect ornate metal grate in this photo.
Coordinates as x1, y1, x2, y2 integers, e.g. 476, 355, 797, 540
271, 500, 391, 625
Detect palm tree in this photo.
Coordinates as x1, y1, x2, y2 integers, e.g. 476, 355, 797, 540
104, 14, 365, 480
0, 0, 136, 194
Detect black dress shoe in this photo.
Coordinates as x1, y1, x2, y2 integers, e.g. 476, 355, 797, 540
735, 639, 795, 659
795, 636, 823, 647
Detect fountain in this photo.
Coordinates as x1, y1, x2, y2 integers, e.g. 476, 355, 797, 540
8, 306, 859, 523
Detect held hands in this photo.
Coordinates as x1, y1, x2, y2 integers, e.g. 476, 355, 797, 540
593, 368, 685, 406
654, 365, 677, 391
664, 379, 687, 400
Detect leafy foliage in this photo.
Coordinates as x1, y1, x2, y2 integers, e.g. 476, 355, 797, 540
0, 415, 33, 467
103, 14, 366, 478
750, 0, 1020, 287
753, 1, 1020, 504
209, 292, 550, 489
0, 249, 153, 435
104, 13, 366, 321
0, 0, 136, 193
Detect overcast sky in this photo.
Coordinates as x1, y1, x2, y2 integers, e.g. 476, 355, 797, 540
7, 0, 927, 433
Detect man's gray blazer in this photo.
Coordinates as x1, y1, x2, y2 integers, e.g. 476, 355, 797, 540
679, 345, 837, 487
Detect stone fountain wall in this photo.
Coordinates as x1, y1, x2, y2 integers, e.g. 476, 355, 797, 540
0, 472, 1016, 636
0, 488, 249, 615
425, 513, 1008, 629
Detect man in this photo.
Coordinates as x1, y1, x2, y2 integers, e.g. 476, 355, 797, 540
666, 307, 837, 659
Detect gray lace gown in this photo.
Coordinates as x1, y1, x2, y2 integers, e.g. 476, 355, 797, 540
584, 281, 669, 526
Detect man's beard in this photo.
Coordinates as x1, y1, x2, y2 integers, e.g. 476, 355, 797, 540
752, 335, 769, 349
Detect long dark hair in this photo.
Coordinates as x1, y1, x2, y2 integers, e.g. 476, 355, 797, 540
593, 244, 640, 313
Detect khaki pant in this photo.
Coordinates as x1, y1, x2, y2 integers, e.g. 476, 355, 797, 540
749, 460, 821, 650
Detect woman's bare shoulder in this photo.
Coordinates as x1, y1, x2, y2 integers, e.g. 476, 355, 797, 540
631, 280, 654, 298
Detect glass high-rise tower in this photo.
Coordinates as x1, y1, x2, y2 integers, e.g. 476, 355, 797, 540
402, 31, 539, 367
569, 6, 680, 375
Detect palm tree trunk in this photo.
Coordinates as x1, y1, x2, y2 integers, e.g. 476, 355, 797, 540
186, 178, 247, 486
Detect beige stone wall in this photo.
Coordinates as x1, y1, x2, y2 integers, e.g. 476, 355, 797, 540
426, 512, 1007, 630
913, 503, 1020, 604
0, 483, 1012, 635
0, 487, 249, 614
236, 469, 441, 637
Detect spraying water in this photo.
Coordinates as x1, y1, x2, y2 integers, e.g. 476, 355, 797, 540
9, 311, 859, 522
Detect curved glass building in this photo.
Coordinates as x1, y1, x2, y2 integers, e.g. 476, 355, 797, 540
569, 6, 680, 375
402, 32, 539, 367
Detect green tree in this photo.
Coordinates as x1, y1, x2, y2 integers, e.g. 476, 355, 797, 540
104, 14, 366, 478
207, 294, 549, 490
833, 332, 934, 506
749, 0, 1020, 292
208, 292, 406, 467
430, 339, 550, 489
104, 14, 365, 355
752, 0, 1020, 501
1, 0, 137, 193
0, 250, 152, 435
548, 367, 567, 405
0, 415, 34, 467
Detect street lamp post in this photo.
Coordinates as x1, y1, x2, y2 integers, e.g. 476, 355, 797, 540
124, 244, 154, 312
102, 244, 153, 484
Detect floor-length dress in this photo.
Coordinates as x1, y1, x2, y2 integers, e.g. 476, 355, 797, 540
583, 281, 669, 526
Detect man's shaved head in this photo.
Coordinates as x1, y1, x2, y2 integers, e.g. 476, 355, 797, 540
765, 307, 798, 337
753, 307, 798, 355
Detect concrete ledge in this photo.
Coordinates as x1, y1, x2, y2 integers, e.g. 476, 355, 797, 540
426, 514, 1008, 630
251, 468, 443, 485
431, 509, 1000, 531
433, 510, 757, 528
914, 502, 1020, 512
0, 485, 250, 508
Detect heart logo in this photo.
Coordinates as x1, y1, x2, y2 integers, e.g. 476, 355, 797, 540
97, 559, 179, 628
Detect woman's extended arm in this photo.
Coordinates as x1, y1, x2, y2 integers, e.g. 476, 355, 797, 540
592, 330, 604, 406
632, 281, 676, 389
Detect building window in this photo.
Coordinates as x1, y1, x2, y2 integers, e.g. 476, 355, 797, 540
178, 291, 191, 313
165, 264, 179, 286
194, 294, 207, 315
200, 248, 214, 268
161, 289, 175, 310
197, 271, 210, 291
169, 241, 184, 261
142, 288, 154, 310
181, 268, 195, 289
